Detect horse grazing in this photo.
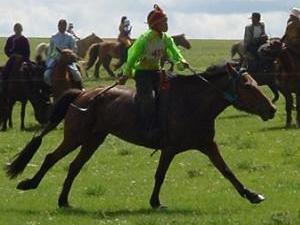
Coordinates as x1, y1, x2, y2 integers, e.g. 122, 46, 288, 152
51, 48, 82, 101
261, 39, 300, 127
231, 40, 246, 62
6, 63, 276, 209
0, 55, 51, 131
161, 34, 191, 71
35, 33, 103, 61
86, 34, 192, 78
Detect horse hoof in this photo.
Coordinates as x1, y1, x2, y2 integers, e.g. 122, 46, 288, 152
17, 179, 36, 190
244, 190, 265, 204
58, 199, 71, 208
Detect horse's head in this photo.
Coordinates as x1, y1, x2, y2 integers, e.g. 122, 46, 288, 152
260, 38, 285, 58
9, 54, 24, 72
174, 34, 191, 49
56, 47, 78, 65
225, 63, 276, 121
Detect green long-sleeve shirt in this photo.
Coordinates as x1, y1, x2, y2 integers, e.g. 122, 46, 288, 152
124, 29, 187, 77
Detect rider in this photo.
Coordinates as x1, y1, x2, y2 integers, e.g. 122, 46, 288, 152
243, 12, 268, 70
281, 7, 300, 55
118, 16, 133, 47
44, 19, 83, 90
67, 22, 80, 40
0, 23, 31, 93
120, 4, 190, 141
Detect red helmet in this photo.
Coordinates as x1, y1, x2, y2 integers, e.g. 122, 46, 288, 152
147, 4, 167, 28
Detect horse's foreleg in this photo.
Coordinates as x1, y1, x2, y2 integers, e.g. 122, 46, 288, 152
268, 83, 280, 103
20, 101, 27, 130
150, 150, 175, 208
296, 90, 300, 128
203, 141, 264, 204
58, 133, 107, 208
103, 56, 115, 78
17, 139, 80, 191
284, 91, 293, 128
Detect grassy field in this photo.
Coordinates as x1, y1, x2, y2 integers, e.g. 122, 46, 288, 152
0, 37, 299, 225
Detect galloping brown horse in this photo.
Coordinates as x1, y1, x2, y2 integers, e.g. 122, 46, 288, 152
86, 34, 191, 78
51, 48, 82, 101
6, 63, 276, 209
0, 55, 51, 131
261, 39, 300, 127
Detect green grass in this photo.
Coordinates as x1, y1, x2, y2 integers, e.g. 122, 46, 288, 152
0, 37, 300, 225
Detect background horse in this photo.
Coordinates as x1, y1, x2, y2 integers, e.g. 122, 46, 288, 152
6, 63, 276, 209
51, 48, 82, 101
86, 34, 192, 78
0, 55, 51, 131
261, 39, 300, 127
35, 33, 103, 61
231, 39, 280, 103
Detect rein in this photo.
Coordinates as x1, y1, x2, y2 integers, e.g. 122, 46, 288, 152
188, 67, 244, 104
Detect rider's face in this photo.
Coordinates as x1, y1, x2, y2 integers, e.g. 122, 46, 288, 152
153, 18, 168, 33
58, 21, 67, 33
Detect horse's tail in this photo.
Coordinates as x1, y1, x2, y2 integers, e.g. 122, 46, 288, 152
5, 89, 82, 179
86, 43, 100, 70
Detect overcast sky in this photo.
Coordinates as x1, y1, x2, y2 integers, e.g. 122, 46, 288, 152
0, 0, 298, 39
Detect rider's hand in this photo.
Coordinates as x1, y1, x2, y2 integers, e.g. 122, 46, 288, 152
118, 75, 128, 85
182, 61, 190, 69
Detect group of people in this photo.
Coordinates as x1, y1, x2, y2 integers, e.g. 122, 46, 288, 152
243, 7, 300, 70
1, 5, 300, 140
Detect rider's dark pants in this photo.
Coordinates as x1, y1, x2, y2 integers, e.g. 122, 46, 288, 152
134, 70, 161, 134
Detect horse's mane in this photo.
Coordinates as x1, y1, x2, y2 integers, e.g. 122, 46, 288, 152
171, 62, 231, 84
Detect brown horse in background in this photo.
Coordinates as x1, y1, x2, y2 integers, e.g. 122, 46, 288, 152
6, 63, 276, 209
0, 55, 51, 131
261, 39, 300, 127
86, 34, 191, 78
51, 48, 82, 101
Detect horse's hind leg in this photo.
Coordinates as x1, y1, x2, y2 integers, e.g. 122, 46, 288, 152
20, 101, 27, 130
58, 133, 107, 208
94, 58, 102, 78
103, 56, 115, 78
8, 100, 14, 128
17, 139, 80, 191
150, 150, 175, 208
203, 141, 264, 204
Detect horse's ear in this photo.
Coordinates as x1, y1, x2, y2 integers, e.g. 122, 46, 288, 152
56, 47, 62, 54
226, 63, 238, 77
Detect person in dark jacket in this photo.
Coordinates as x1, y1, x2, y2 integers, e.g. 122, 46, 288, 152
0, 23, 31, 92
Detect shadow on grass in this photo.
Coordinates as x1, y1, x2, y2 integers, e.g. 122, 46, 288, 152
1, 207, 206, 219
219, 114, 250, 120
260, 125, 299, 132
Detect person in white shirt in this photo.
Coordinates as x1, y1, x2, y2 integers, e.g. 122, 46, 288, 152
44, 19, 82, 89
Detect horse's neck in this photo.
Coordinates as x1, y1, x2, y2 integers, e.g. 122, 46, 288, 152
279, 50, 300, 73
170, 76, 230, 120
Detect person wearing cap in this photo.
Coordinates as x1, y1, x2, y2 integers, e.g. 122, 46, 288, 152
244, 12, 268, 64
118, 16, 132, 47
281, 7, 300, 55
120, 4, 189, 141
67, 23, 80, 40
0, 23, 31, 93
44, 19, 83, 90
